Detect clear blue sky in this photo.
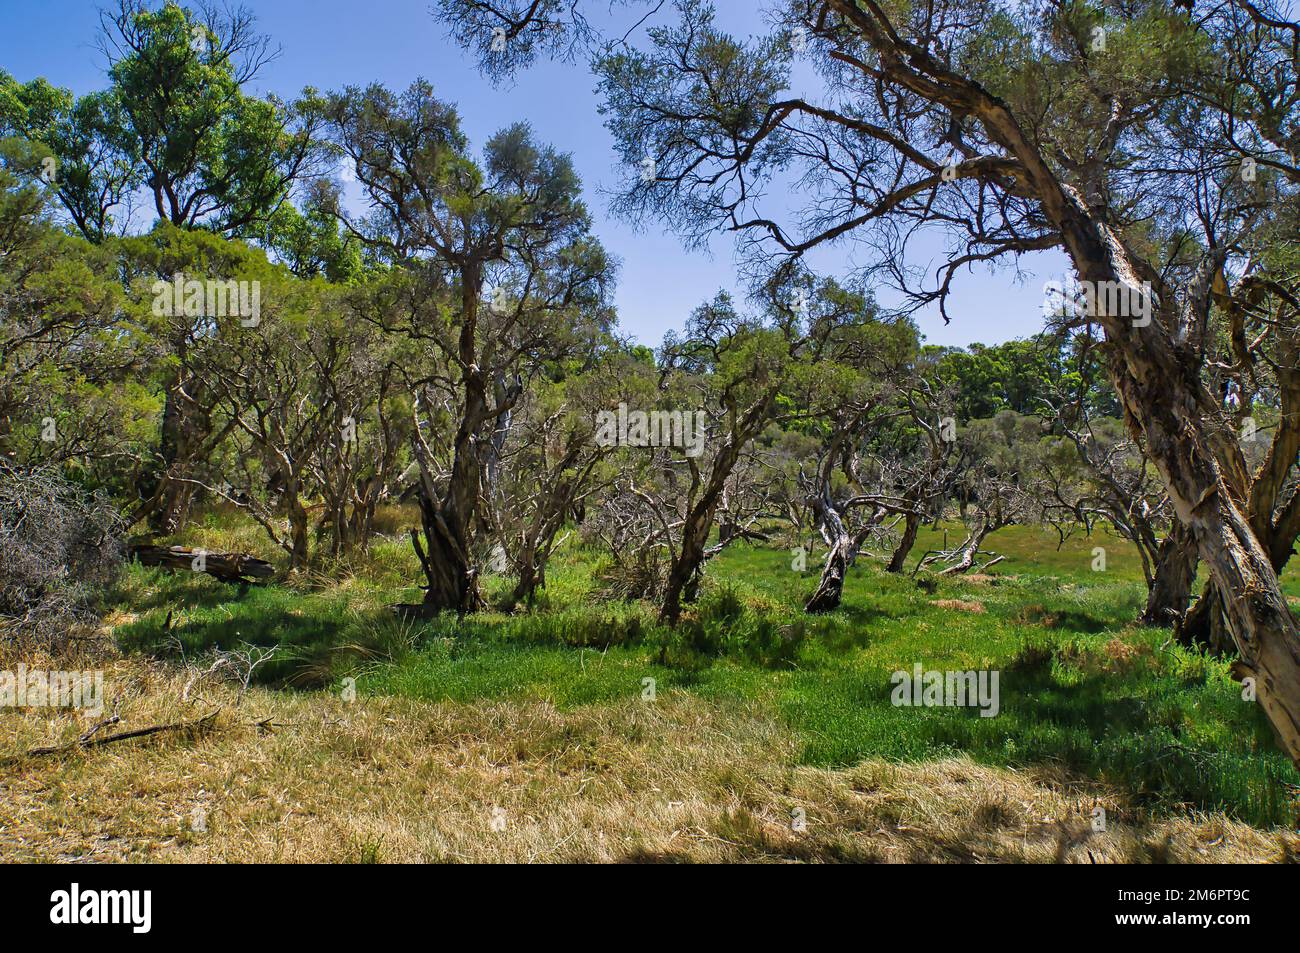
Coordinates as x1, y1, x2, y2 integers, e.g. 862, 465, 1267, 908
0, 0, 1063, 348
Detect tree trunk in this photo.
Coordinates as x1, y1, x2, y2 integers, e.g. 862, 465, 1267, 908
887, 510, 921, 573
153, 378, 193, 533
409, 496, 480, 616
1180, 584, 1236, 656
660, 506, 713, 625
511, 562, 538, 607
403, 266, 513, 617
937, 515, 995, 575
803, 484, 856, 612
129, 544, 274, 583
1140, 522, 1198, 627
511, 538, 541, 607
410, 453, 483, 616
285, 481, 310, 571
805, 534, 852, 612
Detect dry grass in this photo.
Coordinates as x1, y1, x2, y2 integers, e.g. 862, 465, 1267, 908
930, 599, 986, 613
1, 655, 1295, 863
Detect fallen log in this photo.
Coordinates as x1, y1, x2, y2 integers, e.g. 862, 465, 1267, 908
129, 544, 276, 584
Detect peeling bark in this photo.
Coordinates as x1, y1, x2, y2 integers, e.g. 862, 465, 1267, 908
407, 271, 516, 617
1141, 522, 1198, 627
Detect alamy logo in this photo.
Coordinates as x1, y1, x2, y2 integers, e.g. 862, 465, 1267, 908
50, 884, 151, 934
152, 272, 262, 327
0, 665, 102, 716
890, 663, 1000, 717
594, 402, 706, 458
1042, 277, 1153, 327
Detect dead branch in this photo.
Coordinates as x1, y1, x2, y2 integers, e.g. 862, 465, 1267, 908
2, 710, 220, 766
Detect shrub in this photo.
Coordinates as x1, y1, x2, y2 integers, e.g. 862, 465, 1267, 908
0, 465, 124, 651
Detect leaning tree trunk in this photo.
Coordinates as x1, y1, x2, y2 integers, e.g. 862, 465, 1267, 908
1182, 477, 1300, 655
658, 396, 776, 626
886, 510, 921, 574
1048, 198, 1300, 762
510, 447, 584, 608
1100, 297, 1300, 762
915, 509, 999, 577
1140, 522, 1198, 628
660, 504, 715, 625
1180, 492, 1294, 656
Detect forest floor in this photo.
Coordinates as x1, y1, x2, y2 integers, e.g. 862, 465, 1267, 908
3, 509, 1299, 862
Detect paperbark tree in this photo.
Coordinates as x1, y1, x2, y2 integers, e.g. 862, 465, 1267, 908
46, 2, 329, 530
653, 292, 788, 625
325, 83, 613, 614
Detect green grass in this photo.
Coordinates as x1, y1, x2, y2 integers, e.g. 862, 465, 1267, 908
110, 516, 1300, 828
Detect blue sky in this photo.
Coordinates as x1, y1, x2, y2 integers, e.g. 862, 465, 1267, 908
0, 0, 1064, 348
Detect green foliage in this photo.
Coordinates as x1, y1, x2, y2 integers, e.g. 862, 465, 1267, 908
932, 334, 1118, 422
0, 142, 156, 472
261, 197, 364, 283
1, 2, 327, 239
0, 75, 139, 241
102, 1, 327, 233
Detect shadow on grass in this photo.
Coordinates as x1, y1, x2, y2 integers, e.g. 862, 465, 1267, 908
790, 643, 1300, 828
113, 581, 409, 688
113, 567, 256, 613
1003, 595, 1144, 635
825, 601, 902, 628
